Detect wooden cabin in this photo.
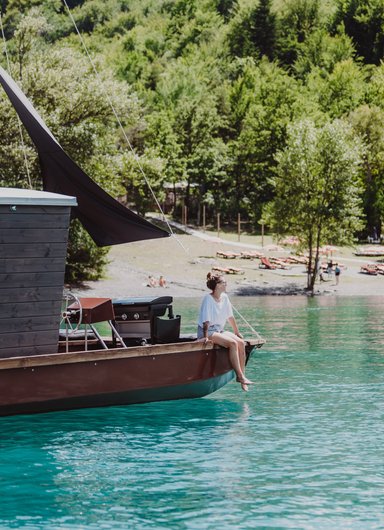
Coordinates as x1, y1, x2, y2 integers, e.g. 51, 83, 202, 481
0, 188, 77, 358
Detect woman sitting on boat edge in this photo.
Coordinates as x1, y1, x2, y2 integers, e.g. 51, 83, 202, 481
197, 272, 254, 392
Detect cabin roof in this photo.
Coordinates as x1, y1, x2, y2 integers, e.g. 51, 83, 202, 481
0, 188, 77, 206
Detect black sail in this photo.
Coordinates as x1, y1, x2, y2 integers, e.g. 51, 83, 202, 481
0, 66, 169, 246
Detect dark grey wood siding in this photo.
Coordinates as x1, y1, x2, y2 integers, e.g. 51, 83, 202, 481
0, 205, 71, 358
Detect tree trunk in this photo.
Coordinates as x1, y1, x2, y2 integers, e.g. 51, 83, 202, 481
309, 248, 320, 294
309, 224, 322, 294
185, 180, 191, 209
307, 231, 313, 291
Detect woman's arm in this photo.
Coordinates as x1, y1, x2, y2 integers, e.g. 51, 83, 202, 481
202, 321, 210, 342
228, 316, 243, 338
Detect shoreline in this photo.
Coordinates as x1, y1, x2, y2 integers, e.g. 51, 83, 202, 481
72, 232, 384, 299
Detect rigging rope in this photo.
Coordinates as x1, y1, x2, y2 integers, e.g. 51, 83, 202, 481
62, 3, 263, 338
0, 11, 32, 189
232, 304, 263, 340
62, 0, 188, 252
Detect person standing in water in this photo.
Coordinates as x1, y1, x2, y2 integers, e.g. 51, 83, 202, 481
197, 272, 254, 392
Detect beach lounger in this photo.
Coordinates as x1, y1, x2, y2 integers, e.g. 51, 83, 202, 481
269, 257, 291, 269
360, 265, 378, 275
212, 266, 230, 273
212, 266, 244, 275
227, 267, 244, 274
259, 257, 277, 270
216, 250, 240, 259
240, 251, 264, 259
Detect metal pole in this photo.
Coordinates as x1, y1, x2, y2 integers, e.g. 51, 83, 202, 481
238, 213, 241, 242
217, 212, 220, 238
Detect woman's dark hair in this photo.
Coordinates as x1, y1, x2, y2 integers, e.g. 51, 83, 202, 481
206, 272, 223, 291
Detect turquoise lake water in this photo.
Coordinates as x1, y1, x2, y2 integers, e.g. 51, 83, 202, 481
1, 295, 384, 529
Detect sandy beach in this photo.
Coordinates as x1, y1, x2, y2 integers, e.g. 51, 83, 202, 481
71, 228, 384, 299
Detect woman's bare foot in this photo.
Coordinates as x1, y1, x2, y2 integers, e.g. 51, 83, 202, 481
237, 378, 255, 385
241, 383, 249, 392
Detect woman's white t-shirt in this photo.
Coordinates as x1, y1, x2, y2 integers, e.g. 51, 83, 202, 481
198, 293, 233, 333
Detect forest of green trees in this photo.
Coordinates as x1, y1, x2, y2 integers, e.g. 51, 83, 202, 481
1, 0, 384, 283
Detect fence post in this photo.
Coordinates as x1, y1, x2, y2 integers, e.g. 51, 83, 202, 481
261, 222, 264, 248
202, 204, 206, 232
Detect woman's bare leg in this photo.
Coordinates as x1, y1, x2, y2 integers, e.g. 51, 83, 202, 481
210, 332, 252, 390
222, 332, 247, 376
235, 335, 246, 372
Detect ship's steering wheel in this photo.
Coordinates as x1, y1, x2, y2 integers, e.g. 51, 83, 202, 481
60, 292, 83, 335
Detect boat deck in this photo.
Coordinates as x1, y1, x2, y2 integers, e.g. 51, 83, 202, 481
0, 338, 265, 370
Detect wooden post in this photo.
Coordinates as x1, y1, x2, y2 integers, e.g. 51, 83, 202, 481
184, 205, 188, 228
261, 222, 264, 248
217, 212, 220, 239
202, 204, 206, 232
237, 213, 241, 242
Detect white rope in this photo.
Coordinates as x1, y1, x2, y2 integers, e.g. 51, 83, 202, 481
0, 11, 32, 189
232, 304, 263, 340
62, 0, 188, 253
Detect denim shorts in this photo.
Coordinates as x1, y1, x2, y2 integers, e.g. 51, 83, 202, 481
197, 324, 222, 339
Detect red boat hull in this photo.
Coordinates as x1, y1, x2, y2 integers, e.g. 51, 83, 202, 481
0, 341, 260, 416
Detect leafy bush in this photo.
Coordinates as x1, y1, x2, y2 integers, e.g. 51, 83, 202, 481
65, 220, 110, 283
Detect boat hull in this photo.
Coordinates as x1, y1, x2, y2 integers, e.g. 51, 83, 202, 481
0, 341, 260, 416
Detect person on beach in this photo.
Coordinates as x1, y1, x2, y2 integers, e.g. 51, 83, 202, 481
316, 260, 325, 282
147, 275, 158, 287
197, 272, 254, 392
335, 263, 341, 285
